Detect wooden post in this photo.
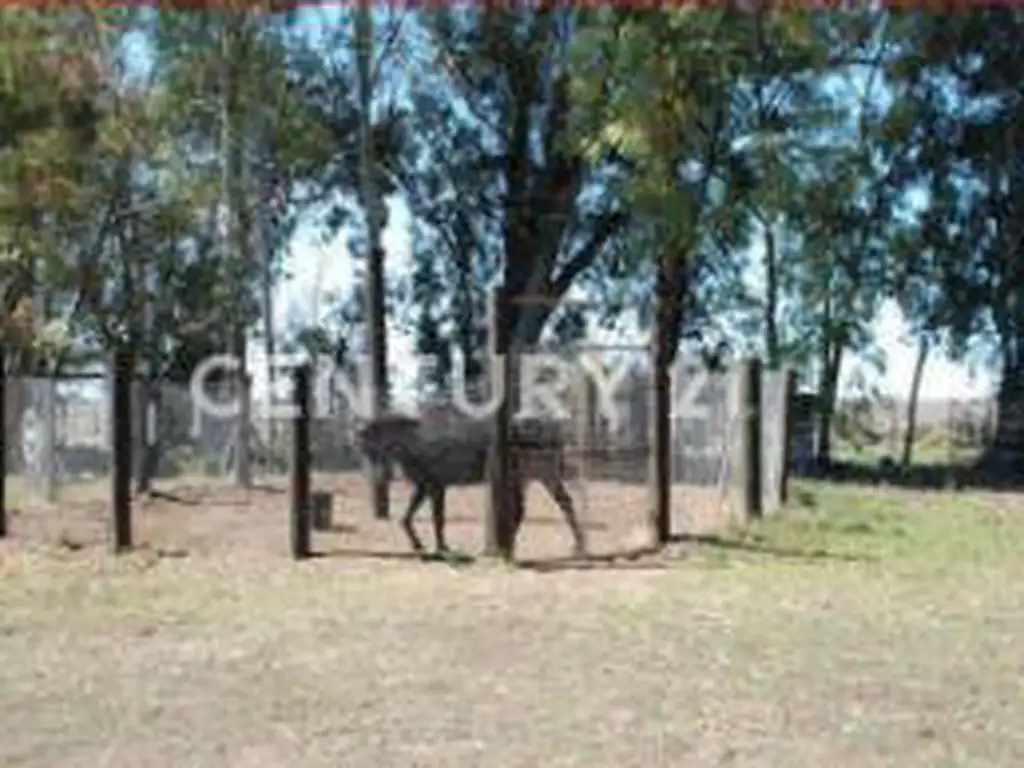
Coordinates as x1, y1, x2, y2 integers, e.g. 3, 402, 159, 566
649, 327, 672, 547
290, 364, 312, 559
358, 0, 390, 521
485, 287, 512, 558
110, 345, 133, 553
779, 368, 797, 506
0, 345, 6, 539
42, 377, 57, 502
312, 490, 333, 531
736, 358, 763, 521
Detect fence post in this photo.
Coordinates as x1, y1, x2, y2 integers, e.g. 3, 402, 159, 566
485, 286, 513, 559
110, 345, 134, 553
648, 343, 672, 546
0, 345, 6, 538
290, 363, 312, 559
734, 358, 763, 521
41, 377, 57, 503
779, 367, 797, 506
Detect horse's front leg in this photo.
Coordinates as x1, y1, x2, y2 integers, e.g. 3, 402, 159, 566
429, 486, 449, 555
402, 484, 427, 553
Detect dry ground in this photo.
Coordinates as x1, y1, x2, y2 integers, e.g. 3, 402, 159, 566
0, 470, 735, 561
2, 475, 1024, 766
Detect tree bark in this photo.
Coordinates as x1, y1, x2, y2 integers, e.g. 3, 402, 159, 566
900, 335, 930, 469
763, 220, 780, 369
650, 250, 686, 546
992, 362, 1024, 455
357, 0, 389, 519
816, 339, 843, 469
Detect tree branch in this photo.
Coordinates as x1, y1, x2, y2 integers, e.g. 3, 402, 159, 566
550, 208, 630, 298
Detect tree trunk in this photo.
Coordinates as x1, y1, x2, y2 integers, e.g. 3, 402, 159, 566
900, 335, 930, 469
220, 13, 251, 489
357, 0, 389, 519
815, 339, 843, 469
649, 250, 686, 546
991, 362, 1024, 456
763, 220, 780, 369
260, 182, 277, 469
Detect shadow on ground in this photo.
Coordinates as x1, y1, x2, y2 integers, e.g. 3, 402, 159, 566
445, 514, 608, 531
137, 483, 288, 508
515, 532, 873, 572
667, 532, 873, 563
516, 549, 670, 572
311, 548, 477, 566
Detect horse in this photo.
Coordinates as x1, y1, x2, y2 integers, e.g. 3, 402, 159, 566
354, 411, 587, 557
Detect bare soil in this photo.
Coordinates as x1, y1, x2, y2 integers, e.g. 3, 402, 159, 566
1, 471, 734, 561
2, 477, 1024, 767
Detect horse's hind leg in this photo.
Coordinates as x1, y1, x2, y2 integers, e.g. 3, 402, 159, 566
538, 470, 587, 557
429, 487, 449, 554
402, 484, 427, 552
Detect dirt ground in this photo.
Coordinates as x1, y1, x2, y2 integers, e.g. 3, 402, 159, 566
3, 478, 1024, 766
0, 471, 736, 561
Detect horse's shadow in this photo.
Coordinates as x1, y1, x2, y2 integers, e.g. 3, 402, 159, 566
312, 547, 476, 566
444, 514, 607, 531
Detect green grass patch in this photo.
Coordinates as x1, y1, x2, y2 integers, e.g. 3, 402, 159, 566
693, 480, 1024, 570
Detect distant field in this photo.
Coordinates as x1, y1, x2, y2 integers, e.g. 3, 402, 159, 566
2, 478, 1024, 766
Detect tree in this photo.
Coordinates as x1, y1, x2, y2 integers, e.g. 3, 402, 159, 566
885, 10, 1024, 470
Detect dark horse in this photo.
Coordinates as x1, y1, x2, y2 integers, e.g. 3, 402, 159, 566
354, 411, 587, 557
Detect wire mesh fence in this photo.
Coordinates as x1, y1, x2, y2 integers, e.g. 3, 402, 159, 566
3, 358, 791, 516
820, 395, 997, 469
3, 356, 798, 556
7, 359, 1019, 561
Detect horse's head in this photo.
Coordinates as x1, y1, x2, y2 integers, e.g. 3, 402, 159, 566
353, 413, 422, 462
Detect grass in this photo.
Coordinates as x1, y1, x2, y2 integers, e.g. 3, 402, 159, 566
724, 481, 1024, 565
2, 479, 1024, 766
831, 432, 982, 466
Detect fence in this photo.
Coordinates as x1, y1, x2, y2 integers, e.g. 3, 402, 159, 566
3, 354, 792, 552
800, 394, 1001, 469
4, 377, 110, 502
9, 373, 1009, 504
585, 356, 791, 530
1, 375, 365, 505
479, 344, 791, 541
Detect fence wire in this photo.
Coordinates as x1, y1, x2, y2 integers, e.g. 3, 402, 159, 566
7, 363, 793, 533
